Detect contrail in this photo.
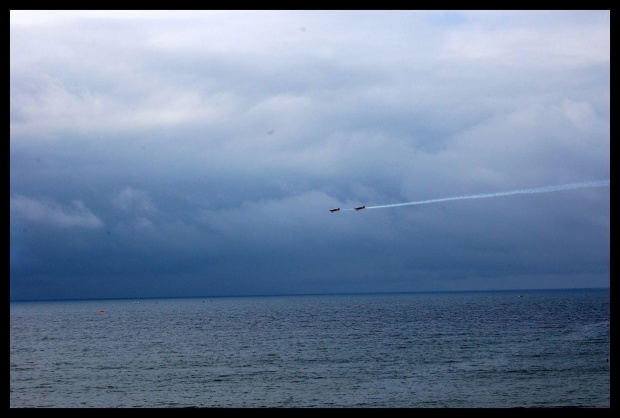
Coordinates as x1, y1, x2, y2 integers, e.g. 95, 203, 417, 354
346, 180, 609, 211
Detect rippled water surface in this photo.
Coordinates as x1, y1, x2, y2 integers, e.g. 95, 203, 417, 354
10, 289, 609, 407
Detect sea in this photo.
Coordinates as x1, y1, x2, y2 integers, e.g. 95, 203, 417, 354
10, 288, 610, 408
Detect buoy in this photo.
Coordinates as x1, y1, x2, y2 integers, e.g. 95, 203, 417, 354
354, 304, 359, 308
99, 309, 105, 313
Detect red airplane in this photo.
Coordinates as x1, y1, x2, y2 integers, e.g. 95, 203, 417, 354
354, 205, 366, 211
329, 208, 340, 212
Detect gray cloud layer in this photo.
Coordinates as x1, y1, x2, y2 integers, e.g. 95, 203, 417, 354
10, 11, 609, 300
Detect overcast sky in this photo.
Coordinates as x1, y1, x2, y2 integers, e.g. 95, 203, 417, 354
10, 10, 610, 301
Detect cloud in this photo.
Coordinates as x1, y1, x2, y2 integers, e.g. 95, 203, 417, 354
10, 195, 103, 229
112, 186, 157, 214
9, 11, 610, 300
431, 100, 610, 188
441, 25, 609, 66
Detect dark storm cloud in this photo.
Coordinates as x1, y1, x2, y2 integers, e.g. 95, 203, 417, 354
10, 11, 609, 300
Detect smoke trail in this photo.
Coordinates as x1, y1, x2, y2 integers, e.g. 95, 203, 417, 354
359, 180, 609, 211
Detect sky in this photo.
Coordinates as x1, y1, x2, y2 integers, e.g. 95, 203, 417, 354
10, 10, 610, 301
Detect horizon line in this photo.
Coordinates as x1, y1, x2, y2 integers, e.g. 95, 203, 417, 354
9, 286, 610, 303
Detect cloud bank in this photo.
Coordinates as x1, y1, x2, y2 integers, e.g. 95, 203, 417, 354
10, 10, 609, 300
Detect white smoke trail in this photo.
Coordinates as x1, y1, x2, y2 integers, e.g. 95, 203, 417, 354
359, 180, 609, 211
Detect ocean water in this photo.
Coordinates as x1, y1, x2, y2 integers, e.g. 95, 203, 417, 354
10, 289, 609, 408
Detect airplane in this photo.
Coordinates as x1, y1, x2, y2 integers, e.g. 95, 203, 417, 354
329, 208, 341, 212
354, 205, 366, 211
